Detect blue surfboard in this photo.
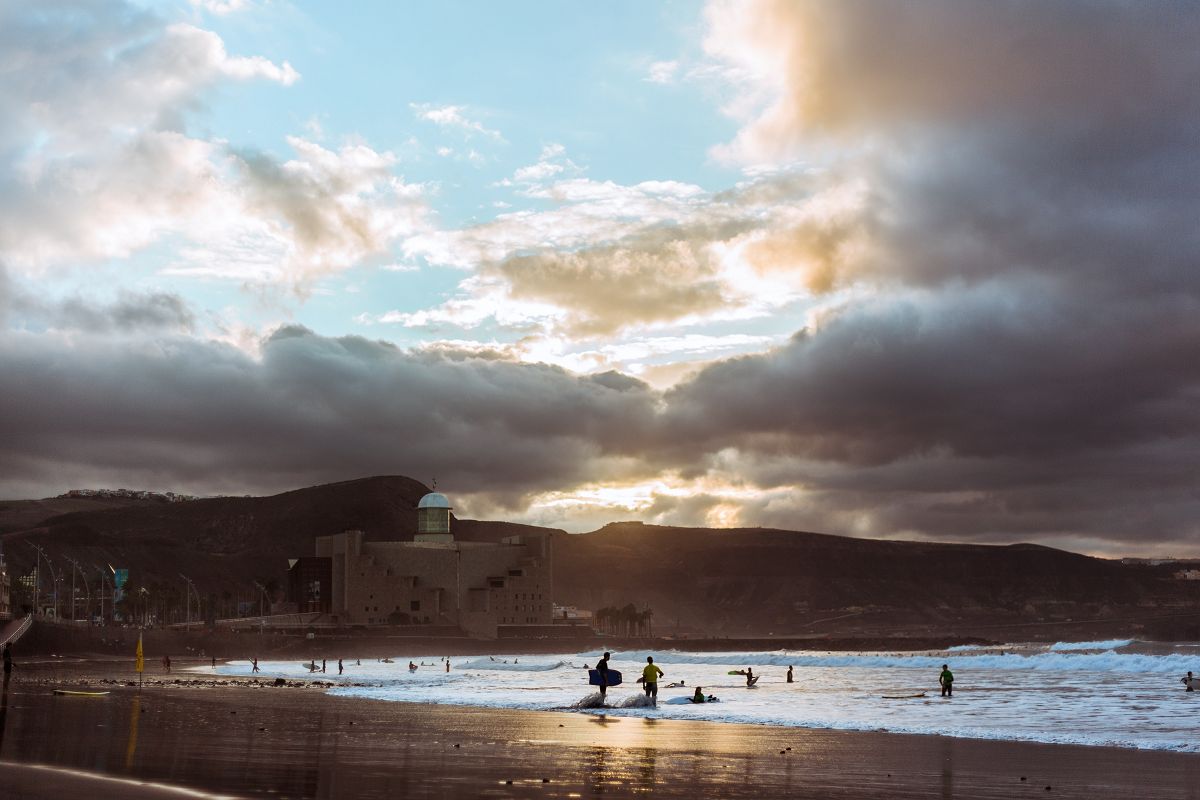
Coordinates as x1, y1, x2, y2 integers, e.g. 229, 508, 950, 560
588, 669, 622, 687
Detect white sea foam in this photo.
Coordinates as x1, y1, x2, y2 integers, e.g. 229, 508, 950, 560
218, 641, 1200, 752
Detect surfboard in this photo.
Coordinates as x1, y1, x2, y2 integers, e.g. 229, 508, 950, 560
53, 690, 109, 697
588, 669, 622, 687
728, 670, 747, 675
882, 693, 927, 699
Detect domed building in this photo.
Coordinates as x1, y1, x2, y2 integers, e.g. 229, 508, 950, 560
415, 490, 452, 542
308, 484, 555, 638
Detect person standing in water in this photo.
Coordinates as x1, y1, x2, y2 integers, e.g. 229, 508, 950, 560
445, 660, 450, 673
642, 656, 664, 703
745, 666, 755, 686
1183, 671, 1195, 692
597, 652, 612, 701
939, 664, 954, 697
338, 659, 344, 675
786, 665, 794, 683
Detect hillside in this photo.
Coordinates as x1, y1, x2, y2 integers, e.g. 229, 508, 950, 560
1, 477, 1194, 638
552, 522, 1190, 637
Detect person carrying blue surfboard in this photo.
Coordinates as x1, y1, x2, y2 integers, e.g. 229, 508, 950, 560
642, 656, 664, 703
597, 652, 612, 700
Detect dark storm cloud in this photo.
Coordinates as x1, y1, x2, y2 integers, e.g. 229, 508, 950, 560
0, 326, 657, 500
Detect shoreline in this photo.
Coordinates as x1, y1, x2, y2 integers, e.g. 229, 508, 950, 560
1, 660, 1198, 797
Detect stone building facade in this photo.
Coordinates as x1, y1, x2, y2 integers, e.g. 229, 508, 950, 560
311, 490, 553, 638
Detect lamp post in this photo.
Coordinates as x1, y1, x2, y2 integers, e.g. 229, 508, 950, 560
180, 574, 199, 630
252, 581, 268, 618
30, 545, 59, 618
64, 556, 89, 622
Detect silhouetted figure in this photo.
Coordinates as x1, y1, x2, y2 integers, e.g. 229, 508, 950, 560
786, 665, 794, 683
745, 667, 755, 686
445, 660, 450, 673
321, 659, 327, 674
212, 655, 217, 669
597, 652, 612, 701
642, 656, 664, 703
1183, 671, 1195, 692
338, 659, 344, 675
940, 664, 954, 697
252, 657, 260, 673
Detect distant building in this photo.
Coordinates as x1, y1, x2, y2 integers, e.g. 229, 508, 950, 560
287, 557, 333, 613
0, 553, 11, 621
298, 488, 554, 638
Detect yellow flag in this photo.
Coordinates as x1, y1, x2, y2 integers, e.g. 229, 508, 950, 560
135, 633, 144, 674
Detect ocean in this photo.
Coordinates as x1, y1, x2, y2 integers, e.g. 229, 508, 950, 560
220, 639, 1200, 752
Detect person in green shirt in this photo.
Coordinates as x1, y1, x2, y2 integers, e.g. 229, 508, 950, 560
939, 664, 954, 697
642, 656, 664, 703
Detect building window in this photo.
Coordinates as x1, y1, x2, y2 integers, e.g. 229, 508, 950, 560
411, 600, 421, 612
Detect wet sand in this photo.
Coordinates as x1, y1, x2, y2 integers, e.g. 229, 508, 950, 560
1, 660, 1199, 798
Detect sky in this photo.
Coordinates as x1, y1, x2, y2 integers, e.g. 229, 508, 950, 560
2, 0, 1199, 556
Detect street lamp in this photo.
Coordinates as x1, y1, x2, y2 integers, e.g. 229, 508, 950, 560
252, 581, 269, 618
180, 574, 200, 630
64, 556, 90, 622
30, 544, 59, 618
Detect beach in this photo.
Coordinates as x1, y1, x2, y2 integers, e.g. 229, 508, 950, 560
1, 658, 1199, 798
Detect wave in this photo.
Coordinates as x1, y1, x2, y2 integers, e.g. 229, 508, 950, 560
608, 647, 1199, 675
455, 658, 574, 672
1048, 639, 1134, 652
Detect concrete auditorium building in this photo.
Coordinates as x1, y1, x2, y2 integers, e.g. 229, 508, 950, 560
301, 489, 554, 638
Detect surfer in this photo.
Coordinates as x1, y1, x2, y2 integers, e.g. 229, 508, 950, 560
445, 660, 450, 672
321, 659, 327, 674
1182, 671, 1195, 692
409, 661, 418, 671
786, 665, 793, 683
642, 656, 664, 702
939, 664, 954, 697
745, 667, 756, 686
597, 652, 612, 700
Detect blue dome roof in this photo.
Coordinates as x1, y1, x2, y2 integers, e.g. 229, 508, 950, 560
417, 491, 452, 510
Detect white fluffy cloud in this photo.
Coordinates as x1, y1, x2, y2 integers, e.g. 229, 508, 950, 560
0, 1, 423, 286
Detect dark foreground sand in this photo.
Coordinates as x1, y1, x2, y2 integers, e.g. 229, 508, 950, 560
1, 659, 1198, 799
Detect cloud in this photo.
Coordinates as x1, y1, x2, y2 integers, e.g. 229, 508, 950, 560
0, 326, 658, 502
410, 103, 504, 141
644, 60, 680, 84
0, 1, 428, 287
703, 0, 1200, 164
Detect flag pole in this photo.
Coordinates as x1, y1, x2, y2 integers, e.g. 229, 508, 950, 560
135, 632, 144, 688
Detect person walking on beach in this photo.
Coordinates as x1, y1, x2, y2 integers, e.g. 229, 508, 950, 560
597, 652, 612, 701
321, 659, 327, 674
252, 657, 260, 674
786, 665, 793, 683
939, 664, 954, 697
1182, 671, 1195, 692
642, 656, 664, 703
211, 655, 216, 669
338, 659, 344, 675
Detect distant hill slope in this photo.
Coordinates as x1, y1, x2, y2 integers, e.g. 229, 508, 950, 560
552, 522, 1186, 637
1, 477, 1192, 638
